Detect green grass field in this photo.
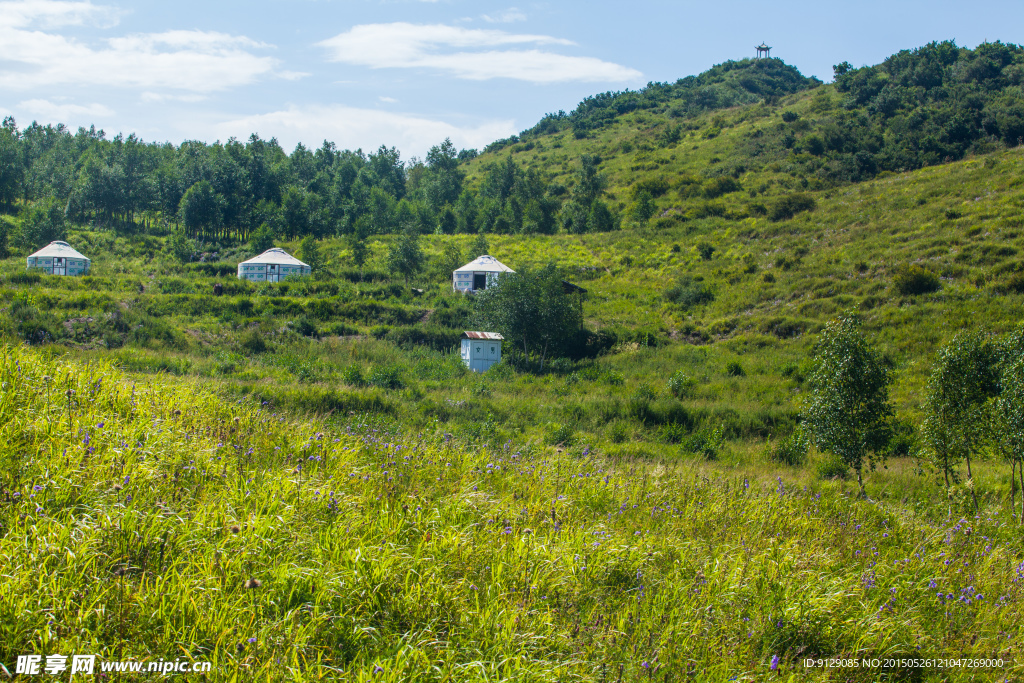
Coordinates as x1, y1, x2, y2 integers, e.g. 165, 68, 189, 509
1, 345, 1020, 681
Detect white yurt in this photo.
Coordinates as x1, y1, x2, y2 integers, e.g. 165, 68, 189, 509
452, 255, 514, 292
26, 241, 91, 276
237, 248, 311, 282
461, 331, 503, 373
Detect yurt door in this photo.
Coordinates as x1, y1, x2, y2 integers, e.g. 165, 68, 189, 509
473, 273, 487, 290
267, 264, 278, 283
53, 258, 66, 275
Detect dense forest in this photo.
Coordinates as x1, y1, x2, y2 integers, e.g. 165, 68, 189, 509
1, 40, 1023, 257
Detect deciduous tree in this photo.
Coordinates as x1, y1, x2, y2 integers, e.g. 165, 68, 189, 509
804, 315, 894, 496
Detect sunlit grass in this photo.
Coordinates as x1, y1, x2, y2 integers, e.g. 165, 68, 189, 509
1, 346, 1022, 681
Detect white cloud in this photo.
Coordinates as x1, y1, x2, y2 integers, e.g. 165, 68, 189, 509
0, 1, 279, 92
140, 92, 206, 104
317, 22, 641, 83
481, 7, 526, 23
214, 104, 516, 158
0, 0, 121, 29
19, 98, 114, 120
379, 96, 398, 103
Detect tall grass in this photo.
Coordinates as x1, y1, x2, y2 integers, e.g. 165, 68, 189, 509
1, 345, 1020, 681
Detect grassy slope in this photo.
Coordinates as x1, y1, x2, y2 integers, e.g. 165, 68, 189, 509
3, 142, 1024, 477
1, 345, 1021, 681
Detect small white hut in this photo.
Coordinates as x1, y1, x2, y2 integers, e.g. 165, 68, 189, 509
453, 255, 514, 293
461, 331, 503, 373
26, 241, 91, 276
237, 248, 311, 282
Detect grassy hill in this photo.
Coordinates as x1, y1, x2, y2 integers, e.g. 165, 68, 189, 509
2, 41, 1024, 680
3, 146, 1024, 475
1, 345, 1020, 681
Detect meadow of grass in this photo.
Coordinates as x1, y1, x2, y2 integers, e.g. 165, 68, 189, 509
2, 344, 1022, 681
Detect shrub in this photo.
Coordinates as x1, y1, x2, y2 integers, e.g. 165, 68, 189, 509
545, 423, 576, 446
368, 364, 404, 390
293, 316, 319, 338
892, 263, 940, 295
631, 177, 670, 198
7, 271, 42, 285
660, 422, 689, 444
667, 370, 696, 398
325, 322, 360, 336
725, 361, 745, 377
341, 363, 364, 387
681, 423, 724, 460
664, 276, 714, 309
1005, 272, 1024, 293
239, 330, 270, 354
766, 427, 809, 466
606, 420, 630, 443
701, 176, 742, 199
782, 111, 799, 122
768, 193, 816, 221
817, 455, 849, 480
697, 242, 715, 261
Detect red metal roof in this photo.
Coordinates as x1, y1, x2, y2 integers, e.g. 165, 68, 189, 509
462, 331, 504, 340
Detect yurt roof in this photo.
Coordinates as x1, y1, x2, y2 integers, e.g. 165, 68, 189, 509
462, 331, 504, 340
454, 255, 514, 273
239, 248, 309, 267
28, 241, 90, 260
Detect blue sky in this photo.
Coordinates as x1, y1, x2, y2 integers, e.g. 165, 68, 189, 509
1, 0, 1022, 157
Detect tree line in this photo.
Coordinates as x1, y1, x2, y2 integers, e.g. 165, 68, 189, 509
804, 316, 1024, 521
0, 115, 617, 254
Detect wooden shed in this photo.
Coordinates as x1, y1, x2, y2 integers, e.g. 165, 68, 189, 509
461, 331, 503, 373
453, 255, 514, 293
26, 241, 91, 276
237, 248, 311, 282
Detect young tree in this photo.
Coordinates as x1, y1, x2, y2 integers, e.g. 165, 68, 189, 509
471, 232, 489, 258
299, 235, 325, 274
995, 355, 1024, 523
804, 315, 894, 497
629, 190, 657, 226
168, 227, 194, 263
387, 225, 423, 284
434, 241, 463, 283
348, 219, 370, 281
922, 330, 999, 511
474, 263, 583, 370
16, 197, 67, 250
0, 117, 21, 213
425, 138, 464, 211
179, 180, 221, 239
249, 222, 276, 254
994, 326, 1024, 522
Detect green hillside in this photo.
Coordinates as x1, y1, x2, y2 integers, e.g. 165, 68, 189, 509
2, 40, 1024, 681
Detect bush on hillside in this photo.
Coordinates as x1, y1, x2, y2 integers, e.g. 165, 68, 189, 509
768, 193, 816, 221
664, 276, 714, 309
892, 263, 941, 295
701, 176, 742, 199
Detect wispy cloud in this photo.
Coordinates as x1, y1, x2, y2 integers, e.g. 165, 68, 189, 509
19, 98, 114, 121
481, 7, 526, 23
379, 96, 398, 103
214, 104, 516, 157
0, 0, 122, 29
317, 22, 642, 83
0, 0, 280, 92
